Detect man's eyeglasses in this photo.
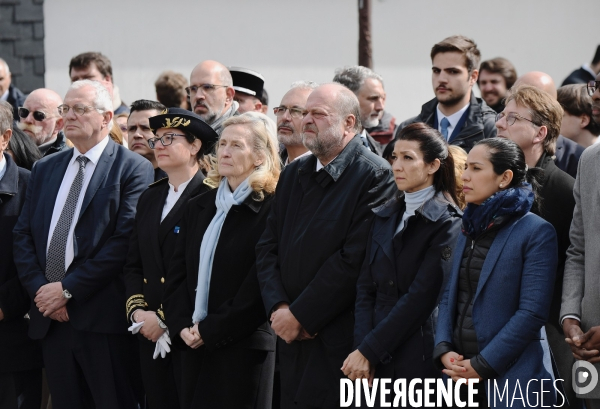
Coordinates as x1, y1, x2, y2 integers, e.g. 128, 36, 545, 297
185, 84, 228, 96
147, 133, 186, 149
273, 106, 306, 119
495, 112, 541, 127
587, 80, 600, 97
57, 104, 103, 117
18, 107, 52, 121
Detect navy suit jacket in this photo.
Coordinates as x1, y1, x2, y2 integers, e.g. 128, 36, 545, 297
13, 139, 153, 339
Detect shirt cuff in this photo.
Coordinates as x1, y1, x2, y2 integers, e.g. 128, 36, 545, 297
560, 315, 580, 326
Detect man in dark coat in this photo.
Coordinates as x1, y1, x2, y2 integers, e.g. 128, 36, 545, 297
13, 80, 153, 409
0, 101, 42, 409
0, 59, 26, 122
562, 45, 600, 86
496, 85, 578, 408
256, 83, 396, 408
397, 35, 496, 152
18, 88, 69, 157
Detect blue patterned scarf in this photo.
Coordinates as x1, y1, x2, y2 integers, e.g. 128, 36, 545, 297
461, 183, 533, 239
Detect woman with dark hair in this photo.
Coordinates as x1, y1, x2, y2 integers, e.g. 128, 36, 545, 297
434, 138, 558, 408
342, 122, 462, 407
7, 127, 42, 170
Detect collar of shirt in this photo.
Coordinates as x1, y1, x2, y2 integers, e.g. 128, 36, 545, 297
70, 135, 110, 166
285, 150, 312, 166
0, 89, 8, 102
168, 176, 193, 195
582, 64, 597, 78
436, 102, 470, 136
162, 175, 194, 222
0, 153, 6, 182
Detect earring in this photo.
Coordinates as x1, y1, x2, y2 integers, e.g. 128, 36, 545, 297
499, 184, 504, 188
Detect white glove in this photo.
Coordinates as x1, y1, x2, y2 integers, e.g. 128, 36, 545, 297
153, 330, 171, 359
128, 321, 144, 334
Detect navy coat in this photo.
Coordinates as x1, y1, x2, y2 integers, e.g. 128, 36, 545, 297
13, 139, 154, 339
436, 213, 558, 408
354, 191, 462, 382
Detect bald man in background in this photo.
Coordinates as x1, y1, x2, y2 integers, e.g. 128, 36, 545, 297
187, 60, 238, 135
18, 89, 68, 157
514, 71, 584, 178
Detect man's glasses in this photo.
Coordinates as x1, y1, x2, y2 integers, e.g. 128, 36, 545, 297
587, 80, 600, 97
57, 104, 103, 117
147, 133, 186, 149
495, 112, 541, 127
273, 106, 306, 119
185, 84, 228, 96
18, 107, 51, 121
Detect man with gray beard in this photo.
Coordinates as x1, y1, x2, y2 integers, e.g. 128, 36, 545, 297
274, 81, 317, 165
18, 89, 68, 157
257, 83, 395, 408
187, 60, 238, 135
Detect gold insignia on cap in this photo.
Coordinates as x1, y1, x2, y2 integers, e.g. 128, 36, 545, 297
160, 108, 168, 114
163, 117, 191, 128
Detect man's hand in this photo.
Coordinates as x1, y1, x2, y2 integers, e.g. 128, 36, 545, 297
35, 282, 67, 317
49, 306, 69, 322
270, 305, 302, 343
136, 311, 165, 342
0, 308, 4, 321
295, 328, 316, 341
180, 323, 203, 349
342, 350, 374, 386
564, 319, 600, 361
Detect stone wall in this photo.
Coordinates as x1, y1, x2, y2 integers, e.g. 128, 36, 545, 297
0, 0, 44, 93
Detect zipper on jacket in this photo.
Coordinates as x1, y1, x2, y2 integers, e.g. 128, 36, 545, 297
457, 236, 477, 355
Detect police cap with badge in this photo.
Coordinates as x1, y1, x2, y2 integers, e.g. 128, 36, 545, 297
229, 67, 265, 99
148, 107, 219, 154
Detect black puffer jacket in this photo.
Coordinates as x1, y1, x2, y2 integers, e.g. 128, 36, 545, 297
453, 229, 499, 358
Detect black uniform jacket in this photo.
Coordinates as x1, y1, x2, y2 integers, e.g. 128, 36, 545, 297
124, 171, 211, 328
396, 93, 497, 152
163, 188, 275, 352
256, 135, 396, 406
354, 191, 462, 380
0, 154, 41, 372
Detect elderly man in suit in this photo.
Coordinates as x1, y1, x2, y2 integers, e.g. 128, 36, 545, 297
562, 76, 600, 408
0, 101, 43, 409
13, 80, 153, 409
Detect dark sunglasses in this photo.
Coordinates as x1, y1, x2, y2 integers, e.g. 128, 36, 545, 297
18, 107, 51, 121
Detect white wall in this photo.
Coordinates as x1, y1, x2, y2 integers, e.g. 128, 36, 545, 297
45, 0, 600, 122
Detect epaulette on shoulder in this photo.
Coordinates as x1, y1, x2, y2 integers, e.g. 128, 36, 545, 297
148, 177, 168, 188
202, 178, 218, 189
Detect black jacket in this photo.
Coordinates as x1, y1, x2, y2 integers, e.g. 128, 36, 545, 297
554, 135, 584, 179
40, 131, 69, 158
256, 135, 396, 407
0, 153, 42, 372
396, 93, 497, 152
561, 67, 596, 86
124, 171, 211, 328
354, 191, 462, 381
163, 188, 275, 352
6, 84, 26, 122
535, 152, 575, 330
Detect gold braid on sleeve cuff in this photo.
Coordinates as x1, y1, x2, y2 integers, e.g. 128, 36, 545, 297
126, 294, 148, 319
156, 306, 166, 322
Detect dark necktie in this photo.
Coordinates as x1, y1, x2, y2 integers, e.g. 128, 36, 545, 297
440, 117, 451, 141
45, 155, 90, 282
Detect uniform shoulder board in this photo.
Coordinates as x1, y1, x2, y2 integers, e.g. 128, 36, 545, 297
202, 178, 218, 189
148, 177, 169, 188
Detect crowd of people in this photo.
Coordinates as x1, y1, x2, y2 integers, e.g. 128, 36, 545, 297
1, 35, 600, 409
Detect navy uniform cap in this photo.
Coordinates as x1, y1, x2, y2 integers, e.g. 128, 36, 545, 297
229, 67, 265, 99
149, 108, 219, 154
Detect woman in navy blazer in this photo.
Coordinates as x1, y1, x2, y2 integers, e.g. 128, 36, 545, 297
434, 138, 559, 408
342, 123, 463, 407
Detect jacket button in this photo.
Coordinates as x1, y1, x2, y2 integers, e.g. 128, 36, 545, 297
161, 277, 165, 284
143, 278, 147, 284
388, 280, 394, 286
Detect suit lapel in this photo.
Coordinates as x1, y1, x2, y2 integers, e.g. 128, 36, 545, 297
149, 184, 169, 272
78, 140, 116, 222
372, 212, 398, 266
474, 220, 519, 301
158, 172, 205, 246
43, 152, 72, 248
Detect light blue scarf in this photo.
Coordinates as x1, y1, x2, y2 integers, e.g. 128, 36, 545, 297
192, 177, 253, 323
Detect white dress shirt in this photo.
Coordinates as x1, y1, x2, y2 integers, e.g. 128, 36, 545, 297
436, 103, 470, 140
0, 89, 8, 102
46, 136, 110, 272
0, 153, 6, 181
161, 176, 193, 222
